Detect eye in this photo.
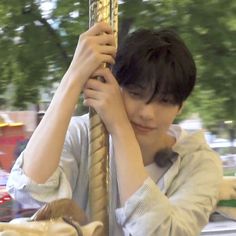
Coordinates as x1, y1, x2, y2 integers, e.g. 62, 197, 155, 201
129, 91, 141, 97
124, 86, 147, 100
157, 97, 175, 106
160, 98, 169, 103
156, 94, 176, 105
125, 87, 143, 98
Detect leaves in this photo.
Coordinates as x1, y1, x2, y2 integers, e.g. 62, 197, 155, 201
0, 0, 235, 131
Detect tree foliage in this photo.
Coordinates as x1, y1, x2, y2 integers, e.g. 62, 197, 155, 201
119, 0, 236, 129
0, 0, 235, 131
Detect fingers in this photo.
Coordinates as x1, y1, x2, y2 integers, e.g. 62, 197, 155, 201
83, 68, 116, 90
101, 54, 115, 65
77, 21, 116, 70
91, 68, 117, 84
82, 34, 115, 47
79, 29, 116, 65
83, 88, 100, 100
96, 33, 116, 46
81, 22, 116, 48
98, 45, 116, 58
86, 22, 113, 36
83, 68, 118, 107
83, 96, 99, 108
83, 86, 103, 109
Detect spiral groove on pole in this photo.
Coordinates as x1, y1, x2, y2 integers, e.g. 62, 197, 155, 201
88, 1, 118, 235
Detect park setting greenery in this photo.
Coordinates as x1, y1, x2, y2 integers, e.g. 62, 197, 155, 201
0, 0, 235, 136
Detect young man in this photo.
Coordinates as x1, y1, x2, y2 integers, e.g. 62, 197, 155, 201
7, 22, 222, 235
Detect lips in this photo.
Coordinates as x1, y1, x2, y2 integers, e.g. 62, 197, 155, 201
131, 122, 155, 134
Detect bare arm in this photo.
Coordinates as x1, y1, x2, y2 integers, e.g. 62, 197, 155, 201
23, 22, 116, 184
112, 123, 149, 205
83, 68, 148, 205
23, 73, 82, 183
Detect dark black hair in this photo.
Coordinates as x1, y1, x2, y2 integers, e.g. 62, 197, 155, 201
112, 29, 196, 106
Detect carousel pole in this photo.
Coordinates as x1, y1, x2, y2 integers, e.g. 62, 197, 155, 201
88, 1, 117, 235
111, 0, 118, 47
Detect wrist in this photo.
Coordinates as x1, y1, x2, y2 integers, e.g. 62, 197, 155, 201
110, 119, 135, 141
60, 69, 84, 94
64, 64, 88, 89
49, 72, 83, 114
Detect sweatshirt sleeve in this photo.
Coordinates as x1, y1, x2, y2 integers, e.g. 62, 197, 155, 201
6, 152, 73, 209
6, 117, 86, 209
115, 150, 223, 236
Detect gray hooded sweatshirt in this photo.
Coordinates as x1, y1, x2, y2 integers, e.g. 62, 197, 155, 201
7, 114, 222, 236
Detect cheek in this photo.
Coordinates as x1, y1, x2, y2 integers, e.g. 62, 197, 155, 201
165, 111, 179, 125
155, 109, 179, 127
123, 98, 135, 119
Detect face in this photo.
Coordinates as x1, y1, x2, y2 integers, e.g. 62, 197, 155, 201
121, 86, 181, 147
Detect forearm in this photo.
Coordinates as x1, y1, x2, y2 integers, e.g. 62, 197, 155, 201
21, 22, 115, 184
23, 71, 83, 184
111, 122, 149, 206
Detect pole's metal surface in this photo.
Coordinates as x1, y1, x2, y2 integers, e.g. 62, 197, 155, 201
111, 0, 118, 47
88, 1, 111, 235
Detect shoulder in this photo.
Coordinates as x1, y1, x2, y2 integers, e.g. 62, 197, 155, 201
64, 113, 89, 147
68, 113, 89, 135
171, 125, 222, 177
166, 127, 222, 201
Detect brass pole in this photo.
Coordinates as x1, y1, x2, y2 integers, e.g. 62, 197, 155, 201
111, 0, 118, 47
88, 1, 111, 235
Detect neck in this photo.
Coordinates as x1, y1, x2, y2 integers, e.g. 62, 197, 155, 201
141, 134, 176, 166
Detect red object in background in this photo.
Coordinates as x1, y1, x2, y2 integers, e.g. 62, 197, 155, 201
0, 123, 25, 172
0, 186, 11, 204
0, 169, 38, 222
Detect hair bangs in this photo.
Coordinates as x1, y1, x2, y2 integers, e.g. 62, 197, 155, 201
112, 28, 196, 106
145, 48, 184, 105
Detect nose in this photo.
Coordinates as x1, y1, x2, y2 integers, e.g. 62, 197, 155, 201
138, 102, 156, 121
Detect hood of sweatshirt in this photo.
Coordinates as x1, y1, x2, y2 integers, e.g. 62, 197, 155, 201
170, 124, 214, 157
162, 124, 222, 194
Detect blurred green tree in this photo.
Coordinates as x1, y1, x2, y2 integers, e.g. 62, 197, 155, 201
0, 0, 88, 109
0, 0, 235, 135
119, 0, 236, 131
